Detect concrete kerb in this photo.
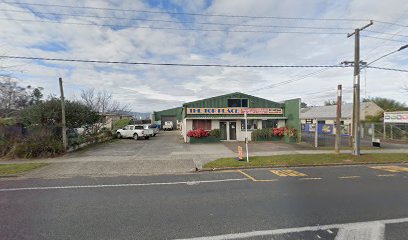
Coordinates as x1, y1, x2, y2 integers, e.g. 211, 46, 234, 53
198, 161, 408, 172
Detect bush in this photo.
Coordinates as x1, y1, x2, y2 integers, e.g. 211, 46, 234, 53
0, 140, 13, 157
251, 127, 297, 141
187, 128, 209, 138
113, 119, 131, 130
251, 128, 274, 140
209, 129, 221, 138
274, 127, 287, 137
11, 136, 64, 158
99, 128, 113, 137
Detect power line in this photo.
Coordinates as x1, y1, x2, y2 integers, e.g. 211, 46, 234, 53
0, 55, 351, 68
365, 30, 408, 38
248, 67, 338, 93
1, 1, 370, 22
0, 17, 349, 35
360, 35, 408, 43
0, 9, 353, 30
367, 66, 408, 73
374, 20, 408, 28
365, 44, 408, 67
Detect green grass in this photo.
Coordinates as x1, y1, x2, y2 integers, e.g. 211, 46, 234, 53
203, 153, 408, 169
316, 146, 380, 150
0, 163, 49, 176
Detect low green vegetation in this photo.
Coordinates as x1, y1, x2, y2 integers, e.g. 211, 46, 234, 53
0, 163, 49, 176
113, 119, 131, 130
204, 153, 408, 169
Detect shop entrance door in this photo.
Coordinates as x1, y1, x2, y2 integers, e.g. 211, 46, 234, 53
220, 122, 227, 140
229, 122, 237, 140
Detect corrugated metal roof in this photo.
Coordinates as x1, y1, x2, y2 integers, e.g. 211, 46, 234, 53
301, 102, 382, 119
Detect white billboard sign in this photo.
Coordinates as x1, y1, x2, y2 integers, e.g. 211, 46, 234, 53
384, 112, 408, 123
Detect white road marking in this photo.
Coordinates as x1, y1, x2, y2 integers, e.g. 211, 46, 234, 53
339, 176, 360, 179
174, 217, 408, 240
327, 229, 334, 234
334, 221, 384, 240
299, 177, 322, 180
0, 178, 248, 192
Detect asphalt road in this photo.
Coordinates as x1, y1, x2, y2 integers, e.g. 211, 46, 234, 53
0, 164, 407, 240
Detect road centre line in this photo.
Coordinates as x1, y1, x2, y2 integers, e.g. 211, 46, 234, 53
339, 176, 361, 179
377, 174, 396, 177
174, 217, 408, 240
299, 177, 322, 180
0, 178, 248, 192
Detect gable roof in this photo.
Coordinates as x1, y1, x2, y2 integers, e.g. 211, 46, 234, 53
301, 102, 383, 120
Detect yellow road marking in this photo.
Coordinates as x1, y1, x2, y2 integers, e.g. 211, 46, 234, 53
270, 169, 307, 177
237, 170, 256, 181
339, 176, 360, 179
237, 170, 276, 182
370, 165, 408, 173
299, 177, 322, 180
377, 174, 396, 177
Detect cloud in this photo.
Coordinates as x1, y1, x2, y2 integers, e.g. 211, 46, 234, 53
0, 0, 407, 113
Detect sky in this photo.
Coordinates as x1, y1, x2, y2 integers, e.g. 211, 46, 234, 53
0, 0, 407, 112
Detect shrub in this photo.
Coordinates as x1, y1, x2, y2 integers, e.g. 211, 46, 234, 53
0, 140, 13, 157
11, 136, 64, 158
113, 119, 131, 130
251, 128, 274, 140
273, 127, 287, 137
187, 128, 209, 138
99, 128, 113, 137
209, 129, 221, 138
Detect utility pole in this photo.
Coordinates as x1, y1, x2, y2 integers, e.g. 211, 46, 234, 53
335, 84, 342, 153
347, 20, 373, 156
59, 77, 67, 152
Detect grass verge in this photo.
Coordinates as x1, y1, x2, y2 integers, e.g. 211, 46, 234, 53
203, 153, 408, 169
0, 163, 49, 176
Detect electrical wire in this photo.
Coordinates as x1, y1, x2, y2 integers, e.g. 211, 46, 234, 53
0, 9, 353, 30
248, 67, 339, 93
367, 66, 408, 73
365, 30, 408, 38
0, 55, 351, 68
0, 17, 350, 35
360, 35, 408, 43
0, 1, 370, 22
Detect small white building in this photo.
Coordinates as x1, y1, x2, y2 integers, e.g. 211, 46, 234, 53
301, 102, 383, 126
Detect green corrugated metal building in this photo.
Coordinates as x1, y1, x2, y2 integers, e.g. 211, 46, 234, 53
154, 92, 301, 142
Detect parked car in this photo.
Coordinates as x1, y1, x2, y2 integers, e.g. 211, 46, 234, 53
116, 125, 153, 140
163, 121, 174, 131
143, 124, 159, 137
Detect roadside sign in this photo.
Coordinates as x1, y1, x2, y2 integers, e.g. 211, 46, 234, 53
384, 111, 408, 123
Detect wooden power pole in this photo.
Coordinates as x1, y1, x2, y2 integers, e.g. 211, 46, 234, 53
59, 77, 67, 152
335, 84, 342, 153
347, 20, 373, 156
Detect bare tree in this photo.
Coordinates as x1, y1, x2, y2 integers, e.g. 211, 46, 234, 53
80, 89, 128, 114
80, 88, 129, 132
0, 77, 43, 117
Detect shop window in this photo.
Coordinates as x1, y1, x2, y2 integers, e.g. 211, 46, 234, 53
262, 119, 278, 128
227, 98, 249, 108
241, 120, 257, 130
193, 120, 212, 130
